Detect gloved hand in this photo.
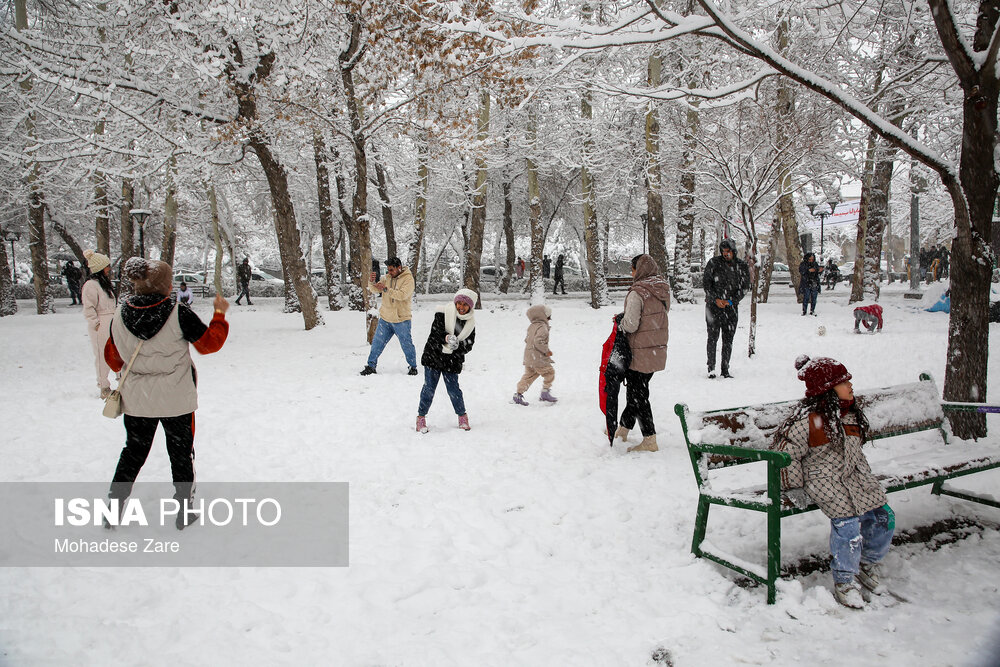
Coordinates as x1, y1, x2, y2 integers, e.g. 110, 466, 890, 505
785, 488, 811, 510
445, 334, 458, 351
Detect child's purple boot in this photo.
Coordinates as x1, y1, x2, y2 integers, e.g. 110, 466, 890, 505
512, 393, 529, 406
540, 390, 558, 403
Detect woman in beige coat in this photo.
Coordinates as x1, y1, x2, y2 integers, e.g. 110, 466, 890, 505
81, 250, 117, 398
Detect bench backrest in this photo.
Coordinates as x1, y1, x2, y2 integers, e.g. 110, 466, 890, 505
676, 377, 946, 482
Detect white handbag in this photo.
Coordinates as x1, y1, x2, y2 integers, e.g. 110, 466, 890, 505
102, 341, 143, 419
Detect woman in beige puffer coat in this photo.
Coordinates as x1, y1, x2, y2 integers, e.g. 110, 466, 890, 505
81, 250, 117, 398
512, 304, 557, 405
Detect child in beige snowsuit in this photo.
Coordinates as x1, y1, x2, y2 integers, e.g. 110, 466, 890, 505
513, 304, 557, 405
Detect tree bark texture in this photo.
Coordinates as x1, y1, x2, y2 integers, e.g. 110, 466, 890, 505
372, 149, 397, 260
675, 105, 698, 303
0, 237, 15, 316
645, 53, 667, 274
581, 90, 608, 308
161, 157, 179, 267
408, 129, 430, 283
500, 177, 515, 293
313, 130, 342, 311
94, 174, 110, 256
463, 89, 490, 304
28, 189, 53, 314
526, 110, 545, 303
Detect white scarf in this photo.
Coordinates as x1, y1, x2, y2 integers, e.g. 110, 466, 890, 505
439, 302, 476, 354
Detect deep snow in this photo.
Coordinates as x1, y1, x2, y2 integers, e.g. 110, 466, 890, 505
1, 280, 999, 666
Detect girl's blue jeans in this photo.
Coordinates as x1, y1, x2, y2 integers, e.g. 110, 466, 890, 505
829, 505, 894, 584
418, 367, 465, 417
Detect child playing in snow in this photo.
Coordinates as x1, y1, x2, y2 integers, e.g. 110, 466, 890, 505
853, 304, 883, 333
415, 289, 477, 433
771, 355, 895, 609
513, 304, 556, 406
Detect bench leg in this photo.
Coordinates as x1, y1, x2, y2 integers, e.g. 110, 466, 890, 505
766, 507, 781, 604
692, 496, 710, 558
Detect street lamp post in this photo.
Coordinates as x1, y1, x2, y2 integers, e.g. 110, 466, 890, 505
2, 227, 21, 283
129, 209, 152, 258
807, 198, 840, 260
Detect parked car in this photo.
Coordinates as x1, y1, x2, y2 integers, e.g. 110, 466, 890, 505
251, 269, 284, 286
770, 262, 792, 285
480, 265, 505, 283
172, 271, 206, 286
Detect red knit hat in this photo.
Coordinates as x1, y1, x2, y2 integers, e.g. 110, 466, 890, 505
795, 355, 852, 398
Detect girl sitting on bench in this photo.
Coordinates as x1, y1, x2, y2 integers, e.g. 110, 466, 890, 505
772, 356, 895, 609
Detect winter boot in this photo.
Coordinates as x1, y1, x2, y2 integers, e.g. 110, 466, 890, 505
627, 434, 659, 453
707, 369, 717, 379
614, 425, 630, 442
833, 582, 866, 609
458, 414, 471, 431
416, 416, 428, 433
857, 562, 884, 595
175, 498, 200, 531
720, 370, 734, 379
540, 389, 558, 403
512, 393, 529, 406
360, 365, 377, 376
408, 366, 419, 376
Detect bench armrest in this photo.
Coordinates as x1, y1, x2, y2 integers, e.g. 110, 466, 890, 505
690, 443, 792, 468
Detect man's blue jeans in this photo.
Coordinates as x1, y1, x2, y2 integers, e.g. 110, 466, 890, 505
801, 285, 819, 314
418, 367, 466, 417
367, 319, 417, 369
829, 505, 894, 584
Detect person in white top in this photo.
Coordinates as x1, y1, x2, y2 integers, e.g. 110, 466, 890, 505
81, 250, 117, 398
176, 282, 195, 306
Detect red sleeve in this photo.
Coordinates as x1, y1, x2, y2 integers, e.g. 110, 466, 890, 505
104, 334, 124, 372
192, 312, 229, 354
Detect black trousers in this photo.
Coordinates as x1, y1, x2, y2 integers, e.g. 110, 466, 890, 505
706, 303, 739, 373
110, 413, 196, 503
235, 281, 252, 304
619, 369, 655, 437
552, 275, 566, 294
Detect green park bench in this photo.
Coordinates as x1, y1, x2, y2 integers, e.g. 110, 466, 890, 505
673, 374, 1000, 604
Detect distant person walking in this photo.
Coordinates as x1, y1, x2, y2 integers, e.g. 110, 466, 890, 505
416, 288, 477, 433
82, 250, 117, 398
798, 252, 824, 316
824, 259, 840, 290
235, 257, 253, 305
703, 239, 750, 379
552, 255, 567, 295
104, 257, 230, 530
515, 257, 525, 279
612, 254, 670, 453
542, 255, 551, 279
360, 257, 418, 376
62, 260, 82, 305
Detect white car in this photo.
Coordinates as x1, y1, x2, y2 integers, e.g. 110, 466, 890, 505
251, 269, 284, 286
770, 262, 792, 285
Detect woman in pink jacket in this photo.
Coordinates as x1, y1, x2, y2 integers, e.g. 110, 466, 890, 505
81, 250, 117, 398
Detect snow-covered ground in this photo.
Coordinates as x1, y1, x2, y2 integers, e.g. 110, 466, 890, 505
2, 281, 999, 666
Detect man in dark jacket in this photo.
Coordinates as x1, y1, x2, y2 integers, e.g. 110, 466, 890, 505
62, 260, 82, 305
235, 257, 253, 305
702, 239, 750, 379
798, 252, 823, 315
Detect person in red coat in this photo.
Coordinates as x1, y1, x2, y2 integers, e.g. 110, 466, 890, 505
853, 304, 883, 333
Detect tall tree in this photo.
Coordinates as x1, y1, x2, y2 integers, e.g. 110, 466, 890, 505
463, 89, 490, 303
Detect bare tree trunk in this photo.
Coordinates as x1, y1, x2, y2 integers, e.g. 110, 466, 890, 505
499, 176, 515, 293
95, 174, 110, 255
675, 103, 698, 303
861, 154, 893, 301
372, 146, 397, 259
463, 90, 490, 304
313, 130, 342, 311
27, 189, 52, 314
407, 113, 430, 282
0, 237, 15, 316
119, 179, 136, 296
526, 109, 545, 303
248, 135, 322, 328
340, 15, 373, 319
645, 51, 667, 273
581, 89, 608, 307
759, 216, 778, 302
207, 184, 225, 294
161, 156, 179, 267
